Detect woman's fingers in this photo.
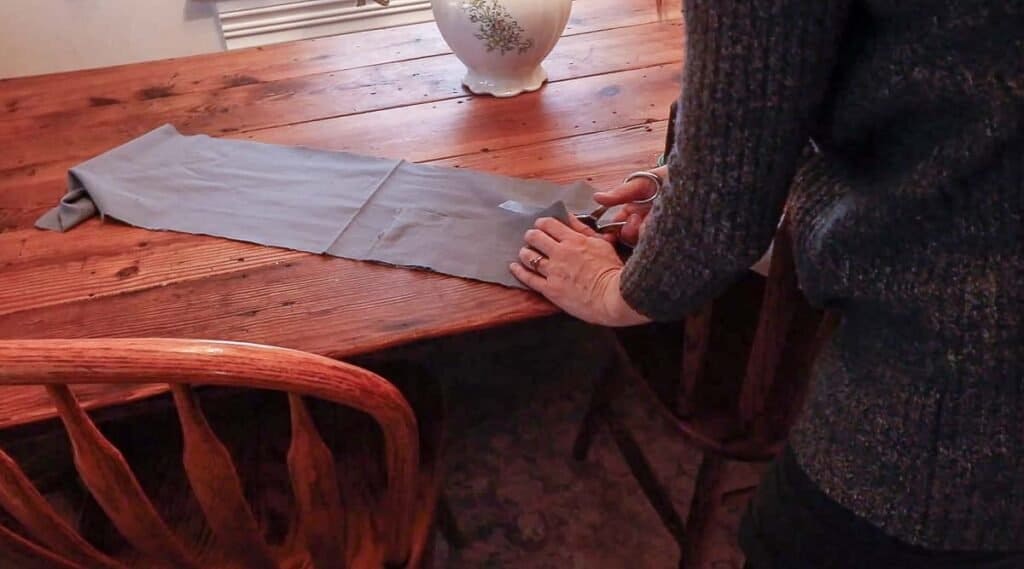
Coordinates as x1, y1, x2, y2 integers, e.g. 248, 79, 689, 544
534, 217, 577, 242
565, 215, 599, 237
518, 247, 548, 276
623, 202, 653, 217
509, 226, 648, 326
510, 262, 546, 291
593, 177, 657, 207
567, 215, 616, 243
524, 228, 558, 255
593, 165, 668, 207
619, 213, 643, 246
607, 202, 652, 224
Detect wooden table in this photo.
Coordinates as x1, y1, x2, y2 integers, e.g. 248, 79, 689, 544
0, 0, 684, 429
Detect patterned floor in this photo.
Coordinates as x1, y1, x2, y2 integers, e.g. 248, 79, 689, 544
401, 316, 765, 569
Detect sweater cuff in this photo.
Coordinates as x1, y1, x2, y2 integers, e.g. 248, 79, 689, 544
619, 229, 751, 322
619, 239, 695, 321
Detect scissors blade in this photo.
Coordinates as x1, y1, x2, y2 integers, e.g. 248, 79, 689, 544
596, 220, 627, 233
574, 204, 609, 231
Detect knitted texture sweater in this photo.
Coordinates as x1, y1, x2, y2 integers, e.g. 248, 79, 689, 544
620, 0, 1023, 551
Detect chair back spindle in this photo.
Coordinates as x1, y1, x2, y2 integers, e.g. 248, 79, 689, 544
287, 393, 349, 569
47, 384, 200, 569
0, 339, 428, 569
171, 384, 278, 569
0, 522, 85, 569
0, 449, 125, 569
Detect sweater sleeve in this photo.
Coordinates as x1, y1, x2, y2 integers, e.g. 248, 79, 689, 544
620, 0, 849, 320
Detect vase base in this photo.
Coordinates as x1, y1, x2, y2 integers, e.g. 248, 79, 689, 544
462, 66, 548, 98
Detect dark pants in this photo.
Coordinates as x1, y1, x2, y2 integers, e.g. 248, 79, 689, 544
739, 447, 1022, 569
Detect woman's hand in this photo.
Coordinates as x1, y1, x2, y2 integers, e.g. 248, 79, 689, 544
592, 165, 668, 246
509, 216, 651, 327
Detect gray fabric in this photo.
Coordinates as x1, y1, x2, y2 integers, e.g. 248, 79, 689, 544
36, 125, 597, 288
34, 188, 98, 232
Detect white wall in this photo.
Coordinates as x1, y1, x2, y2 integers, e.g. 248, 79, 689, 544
0, 1, 225, 79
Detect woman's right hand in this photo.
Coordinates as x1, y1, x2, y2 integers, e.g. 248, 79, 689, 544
592, 165, 668, 246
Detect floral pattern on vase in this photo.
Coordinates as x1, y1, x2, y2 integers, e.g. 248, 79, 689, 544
432, 0, 572, 97
463, 0, 535, 55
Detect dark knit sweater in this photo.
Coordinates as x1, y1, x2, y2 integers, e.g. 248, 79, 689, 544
620, 0, 1023, 551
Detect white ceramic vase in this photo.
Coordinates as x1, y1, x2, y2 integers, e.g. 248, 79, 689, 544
432, 0, 572, 97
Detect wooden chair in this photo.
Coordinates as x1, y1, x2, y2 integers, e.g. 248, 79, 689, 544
0, 338, 449, 569
572, 219, 838, 568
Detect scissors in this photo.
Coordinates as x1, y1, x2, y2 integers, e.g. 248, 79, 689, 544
573, 171, 662, 234
574, 101, 678, 241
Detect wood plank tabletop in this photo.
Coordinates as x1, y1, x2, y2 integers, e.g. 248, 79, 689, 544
0, 0, 684, 428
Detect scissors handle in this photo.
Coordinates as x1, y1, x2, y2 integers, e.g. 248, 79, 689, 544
577, 101, 677, 236
622, 171, 663, 204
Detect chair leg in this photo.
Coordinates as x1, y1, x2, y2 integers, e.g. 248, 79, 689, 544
435, 493, 466, 549
572, 331, 629, 461
572, 368, 613, 461
679, 452, 728, 569
419, 530, 437, 569
573, 330, 691, 558
605, 411, 689, 557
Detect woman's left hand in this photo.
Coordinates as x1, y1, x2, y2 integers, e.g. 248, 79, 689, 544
510, 216, 651, 327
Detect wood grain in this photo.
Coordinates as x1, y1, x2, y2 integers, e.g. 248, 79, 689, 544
0, 0, 680, 123
287, 394, 347, 569
0, 122, 668, 429
0, 523, 83, 569
0, 0, 685, 437
0, 60, 679, 237
46, 384, 200, 568
0, 123, 666, 354
0, 384, 172, 432
0, 20, 682, 178
0, 66, 679, 315
171, 384, 279, 569
1, 115, 666, 288
0, 448, 126, 569
239, 62, 680, 163
680, 304, 713, 417
738, 217, 800, 424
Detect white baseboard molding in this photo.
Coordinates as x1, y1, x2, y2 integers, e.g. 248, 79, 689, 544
218, 0, 434, 50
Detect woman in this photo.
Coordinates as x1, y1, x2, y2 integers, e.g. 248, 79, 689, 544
511, 1, 1022, 567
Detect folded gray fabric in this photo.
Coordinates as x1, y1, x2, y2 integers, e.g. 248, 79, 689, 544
34, 188, 98, 232
35, 125, 596, 288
